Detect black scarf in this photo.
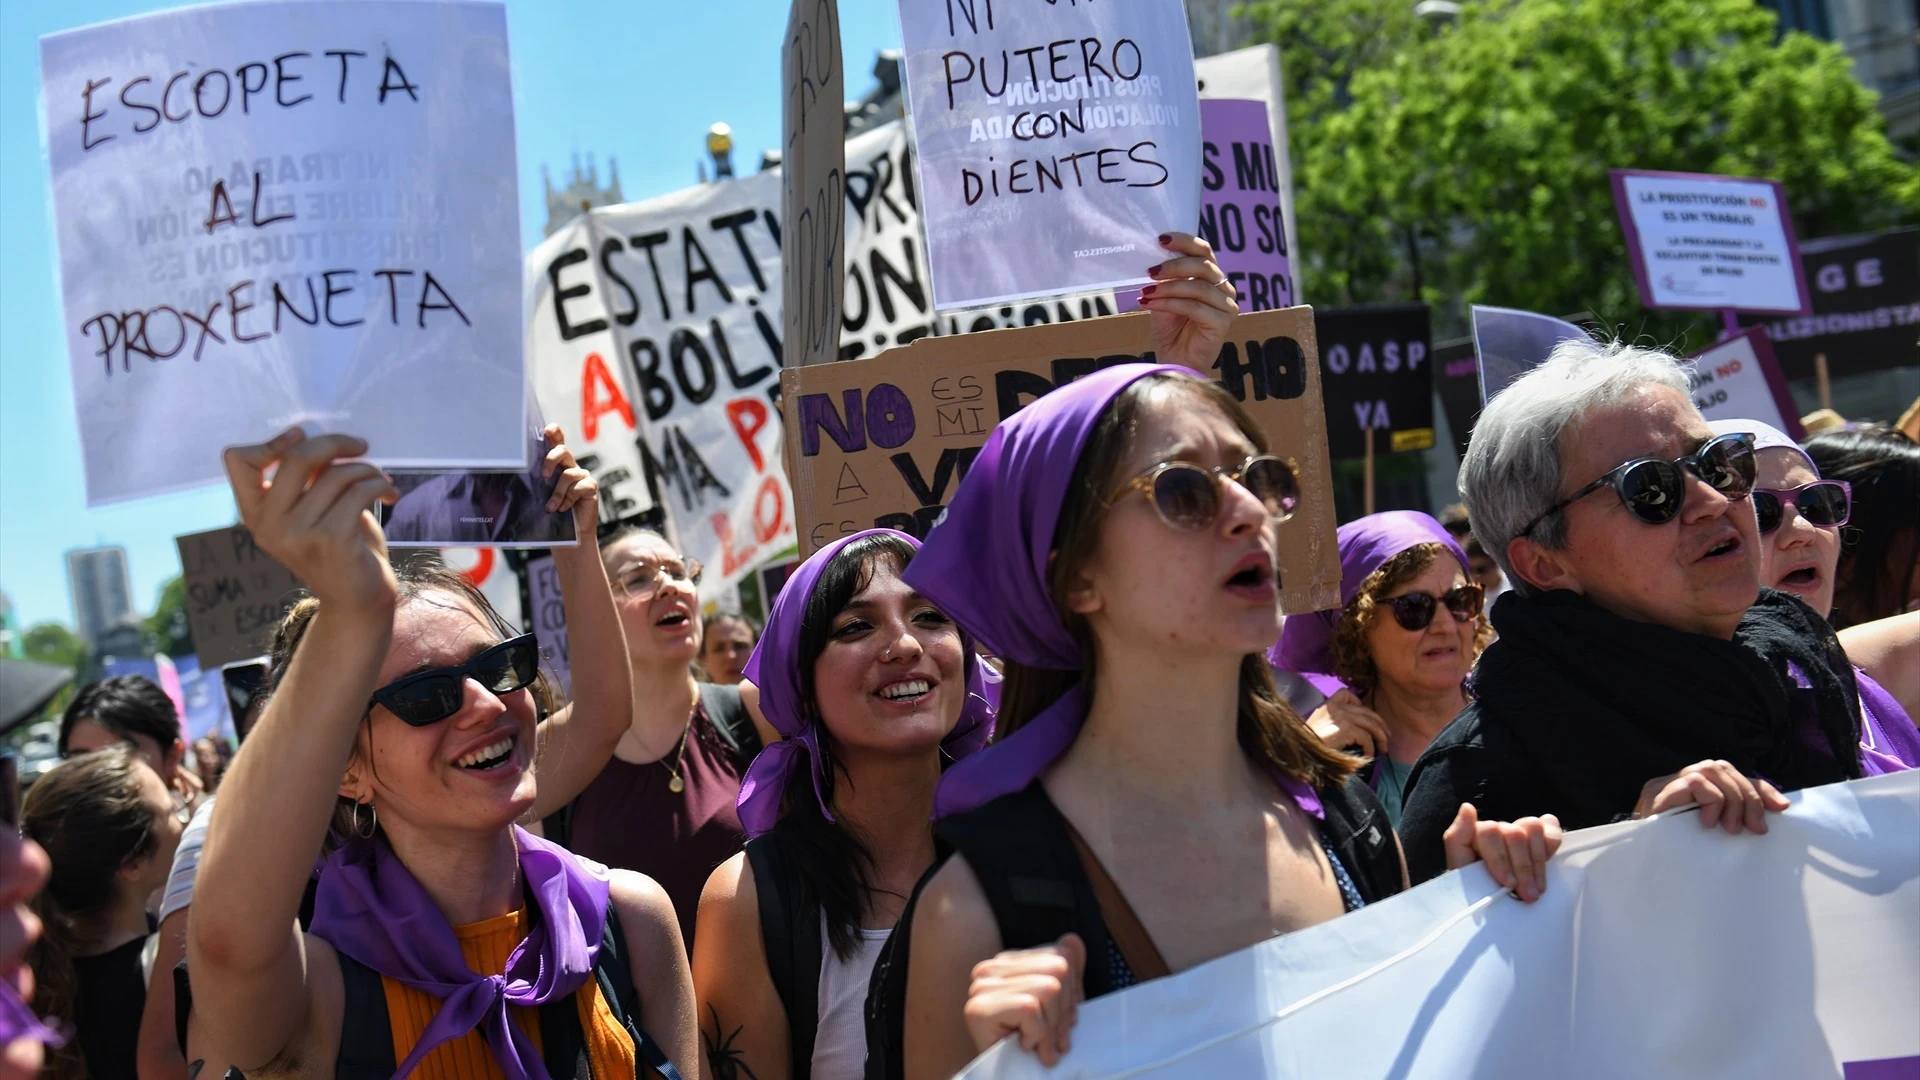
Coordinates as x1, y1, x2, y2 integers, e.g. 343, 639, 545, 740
1474, 587, 1861, 826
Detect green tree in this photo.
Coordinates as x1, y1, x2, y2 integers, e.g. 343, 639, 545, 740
143, 575, 194, 659
1244, 0, 1920, 346
21, 622, 86, 671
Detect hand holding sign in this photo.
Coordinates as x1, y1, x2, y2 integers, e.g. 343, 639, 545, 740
1142, 232, 1241, 369
221, 428, 398, 620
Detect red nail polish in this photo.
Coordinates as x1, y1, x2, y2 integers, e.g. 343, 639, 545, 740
1146, 263, 1162, 275
1157, 233, 1172, 245
1142, 284, 1157, 296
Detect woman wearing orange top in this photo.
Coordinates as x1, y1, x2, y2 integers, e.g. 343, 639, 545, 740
187, 426, 698, 1080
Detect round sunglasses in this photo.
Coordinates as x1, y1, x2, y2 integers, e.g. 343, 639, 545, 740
1104, 454, 1301, 531
369, 633, 541, 727
1753, 480, 1851, 535
1383, 584, 1484, 631
1516, 432, 1756, 539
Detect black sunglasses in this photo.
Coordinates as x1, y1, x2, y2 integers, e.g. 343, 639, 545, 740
1384, 584, 1484, 631
1516, 432, 1756, 540
1753, 481, 1851, 535
369, 634, 540, 727
1104, 454, 1301, 531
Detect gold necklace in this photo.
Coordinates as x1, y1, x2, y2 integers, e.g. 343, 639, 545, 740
663, 713, 694, 794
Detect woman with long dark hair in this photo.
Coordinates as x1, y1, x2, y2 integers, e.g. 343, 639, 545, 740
188, 427, 697, 1080
1804, 426, 1920, 627
884, 364, 1563, 1077
690, 530, 990, 1080
24, 744, 187, 1080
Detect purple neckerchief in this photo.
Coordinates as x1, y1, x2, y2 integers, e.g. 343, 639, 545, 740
1788, 663, 1920, 776
1269, 511, 1469, 696
902, 364, 1190, 818
310, 826, 609, 1080
735, 529, 994, 839
0, 979, 63, 1048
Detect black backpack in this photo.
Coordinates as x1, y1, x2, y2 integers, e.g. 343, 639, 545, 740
744, 831, 825, 1080
545, 683, 760, 849
861, 777, 1404, 1080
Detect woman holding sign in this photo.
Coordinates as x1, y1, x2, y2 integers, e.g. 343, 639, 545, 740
690, 529, 992, 1080
882, 341, 1565, 1075
187, 428, 697, 1080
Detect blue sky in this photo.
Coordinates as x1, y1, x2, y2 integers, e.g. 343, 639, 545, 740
0, 0, 904, 631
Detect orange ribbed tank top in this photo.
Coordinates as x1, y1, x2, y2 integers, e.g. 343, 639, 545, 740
380, 908, 635, 1080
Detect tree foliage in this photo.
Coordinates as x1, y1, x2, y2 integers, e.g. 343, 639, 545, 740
143, 575, 194, 659
22, 622, 85, 671
1242, 0, 1920, 346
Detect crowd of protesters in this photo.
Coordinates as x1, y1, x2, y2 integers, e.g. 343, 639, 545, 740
5, 234, 1916, 1080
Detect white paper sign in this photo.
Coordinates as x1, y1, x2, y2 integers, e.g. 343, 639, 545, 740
1688, 327, 1801, 438
1612, 169, 1810, 315
524, 554, 571, 699
963, 772, 1920, 1080
41, 1, 526, 506
897, 0, 1201, 308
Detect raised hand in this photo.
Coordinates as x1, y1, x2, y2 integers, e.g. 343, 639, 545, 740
1143, 232, 1239, 371
539, 423, 600, 539
221, 427, 399, 619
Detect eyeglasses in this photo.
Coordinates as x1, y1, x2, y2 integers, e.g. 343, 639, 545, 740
616, 557, 704, 599
1516, 432, 1756, 540
1104, 455, 1301, 531
1383, 584, 1485, 631
1753, 481, 1851, 535
369, 634, 541, 727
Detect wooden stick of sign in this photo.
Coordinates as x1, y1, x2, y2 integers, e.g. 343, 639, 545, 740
1363, 426, 1376, 517
1815, 353, 1832, 412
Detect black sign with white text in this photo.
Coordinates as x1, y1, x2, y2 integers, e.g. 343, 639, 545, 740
1314, 304, 1434, 459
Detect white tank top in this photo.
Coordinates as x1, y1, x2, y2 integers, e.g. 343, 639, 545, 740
811, 912, 891, 1080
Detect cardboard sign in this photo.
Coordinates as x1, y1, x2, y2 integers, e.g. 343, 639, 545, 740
1610, 169, 1811, 315
781, 0, 845, 369
522, 555, 571, 699
1687, 328, 1804, 440
42, 1, 526, 506
175, 524, 305, 670
1740, 228, 1920, 380
896, 0, 1201, 308
1313, 305, 1432, 458
782, 308, 1341, 615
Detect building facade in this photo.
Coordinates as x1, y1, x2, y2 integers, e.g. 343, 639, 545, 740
66, 546, 133, 646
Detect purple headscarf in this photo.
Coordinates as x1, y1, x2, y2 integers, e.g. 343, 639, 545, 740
736, 529, 995, 839
310, 827, 609, 1080
1268, 511, 1470, 698
903, 363, 1189, 819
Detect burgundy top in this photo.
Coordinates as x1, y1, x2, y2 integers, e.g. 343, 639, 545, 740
566, 700, 750, 951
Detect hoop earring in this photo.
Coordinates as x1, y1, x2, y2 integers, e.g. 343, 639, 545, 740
351, 800, 377, 839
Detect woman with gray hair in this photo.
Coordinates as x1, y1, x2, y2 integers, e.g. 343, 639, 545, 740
1397, 338, 1868, 883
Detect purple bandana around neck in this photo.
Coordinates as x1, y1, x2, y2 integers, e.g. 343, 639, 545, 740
736, 529, 995, 839
901, 363, 1190, 819
1268, 511, 1469, 698
0, 978, 64, 1049
310, 826, 609, 1080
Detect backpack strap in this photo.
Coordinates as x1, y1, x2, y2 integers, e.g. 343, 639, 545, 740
333, 951, 397, 1080
745, 834, 822, 1080
597, 904, 685, 1080
861, 847, 946, 1080
698, 683, 762, 762
1318, 775, 1406, 904
931, 784, 1115, 999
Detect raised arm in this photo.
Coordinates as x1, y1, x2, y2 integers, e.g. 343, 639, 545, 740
526, 425, 632, 819
189, 430, 399, 1069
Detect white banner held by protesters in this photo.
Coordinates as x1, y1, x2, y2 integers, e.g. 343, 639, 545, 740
897, 0, 1202, 308
42, 1, 526, 506
962, 772, 1920, 1080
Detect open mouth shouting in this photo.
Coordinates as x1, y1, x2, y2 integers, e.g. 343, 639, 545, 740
1776, 560, 1823, 592
1223, 550, 1277, 602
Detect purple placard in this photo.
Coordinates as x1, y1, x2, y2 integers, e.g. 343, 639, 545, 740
1610, 168, 1813, 316
1843, 1057, 1920, 1080
1120, 99, 1293, 313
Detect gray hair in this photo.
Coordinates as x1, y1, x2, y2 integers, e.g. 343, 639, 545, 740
1459, 337, 1693, 595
